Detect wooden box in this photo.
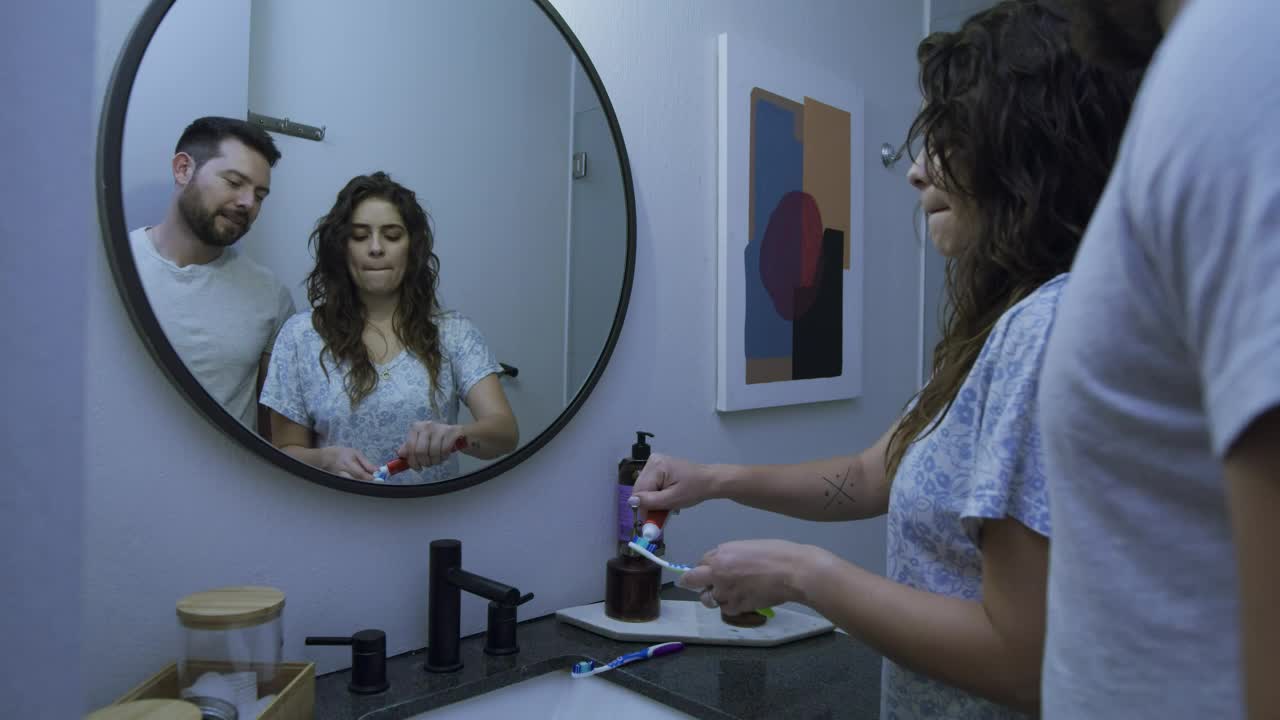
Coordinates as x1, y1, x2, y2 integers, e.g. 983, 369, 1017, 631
114, 661, 314, 720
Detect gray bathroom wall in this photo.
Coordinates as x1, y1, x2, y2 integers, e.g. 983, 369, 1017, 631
1, 2, 93, 716
84, 0, 929, 708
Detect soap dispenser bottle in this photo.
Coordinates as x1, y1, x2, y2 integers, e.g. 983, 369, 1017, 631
617, 431, 654, 552
605, 431, 661, 622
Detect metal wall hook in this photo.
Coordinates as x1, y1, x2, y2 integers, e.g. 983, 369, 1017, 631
248, 110, 326, 142
880, 142, 907, 169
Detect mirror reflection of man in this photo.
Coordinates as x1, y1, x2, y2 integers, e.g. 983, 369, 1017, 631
130, 116, 295, 436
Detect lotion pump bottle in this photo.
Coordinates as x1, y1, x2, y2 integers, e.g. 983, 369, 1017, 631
616, 431, 654, 552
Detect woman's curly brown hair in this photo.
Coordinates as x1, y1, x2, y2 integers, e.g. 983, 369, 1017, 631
306, 171, 443, 409
885, 0, 1142, 480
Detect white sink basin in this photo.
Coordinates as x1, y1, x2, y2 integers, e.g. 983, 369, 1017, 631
405, 668, 696, 719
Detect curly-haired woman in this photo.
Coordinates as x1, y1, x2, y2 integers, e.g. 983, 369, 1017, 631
262, 171, 518, 483
628, 2, 1141, 717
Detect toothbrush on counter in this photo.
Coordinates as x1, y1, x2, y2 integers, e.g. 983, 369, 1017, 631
571, 642, 685, 678
372, 436, 468, 482
627, 538, 775, 618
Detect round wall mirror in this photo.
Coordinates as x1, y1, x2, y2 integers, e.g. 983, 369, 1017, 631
98, 0, 635, 497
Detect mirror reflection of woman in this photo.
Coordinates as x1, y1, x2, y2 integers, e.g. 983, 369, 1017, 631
261, 171, 518, 482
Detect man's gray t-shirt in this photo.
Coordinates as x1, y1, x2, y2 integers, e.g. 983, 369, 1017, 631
1038, 1, 1280, 717
131, 227, 295, 428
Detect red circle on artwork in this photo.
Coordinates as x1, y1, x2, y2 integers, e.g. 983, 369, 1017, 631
760, 191, 824, 321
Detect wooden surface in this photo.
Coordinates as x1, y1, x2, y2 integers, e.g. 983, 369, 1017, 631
264, 661, 315, 720
176, 586, 285, 629
86, 699, 199, 720
556, 599, 834, 647
115, 661, 315, 720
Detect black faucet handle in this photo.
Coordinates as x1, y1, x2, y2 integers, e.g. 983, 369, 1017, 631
483, 593, 534, 657
305, 628, 386, 650
305, 629, 389, 695
305, 634, 358, 646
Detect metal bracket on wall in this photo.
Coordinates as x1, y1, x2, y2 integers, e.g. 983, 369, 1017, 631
248, 111, 326, 142
880, 142, 906, 169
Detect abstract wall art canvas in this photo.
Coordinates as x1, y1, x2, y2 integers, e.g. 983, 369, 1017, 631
716, 33, 865, 412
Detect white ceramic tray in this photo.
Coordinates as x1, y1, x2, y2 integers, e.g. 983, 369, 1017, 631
555, 600, 834, 647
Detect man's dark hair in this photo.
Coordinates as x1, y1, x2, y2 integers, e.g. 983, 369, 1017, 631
175, 116, 282, 168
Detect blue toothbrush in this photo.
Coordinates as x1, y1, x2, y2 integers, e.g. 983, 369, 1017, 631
627, 537, 695, 572
571, 642, 685, 678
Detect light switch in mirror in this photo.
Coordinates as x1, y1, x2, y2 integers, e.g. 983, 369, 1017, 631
98, 0, 634, 497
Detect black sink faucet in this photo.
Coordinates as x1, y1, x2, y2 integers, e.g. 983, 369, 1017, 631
426, 538, 534, 673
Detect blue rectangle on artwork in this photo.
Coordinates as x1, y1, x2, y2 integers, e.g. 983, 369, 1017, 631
745, 95, 803, 360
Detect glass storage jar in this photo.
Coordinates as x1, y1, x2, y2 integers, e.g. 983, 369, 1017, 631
176, 585, 285, 699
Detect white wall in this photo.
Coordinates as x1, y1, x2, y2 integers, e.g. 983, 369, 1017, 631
1, 3, 93, 717
243, 0, 574, 466
84, 0, 927, 709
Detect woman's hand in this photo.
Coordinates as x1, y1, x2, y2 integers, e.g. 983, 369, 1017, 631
678, 539, 829, 616
317, 446, 377, 481
631, 454, 718, 515
399, 420, 466, 469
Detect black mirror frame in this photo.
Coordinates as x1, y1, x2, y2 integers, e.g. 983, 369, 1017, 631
96, 0, 636, 498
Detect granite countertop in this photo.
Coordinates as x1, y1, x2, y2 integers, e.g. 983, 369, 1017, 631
314, 587, 883, 720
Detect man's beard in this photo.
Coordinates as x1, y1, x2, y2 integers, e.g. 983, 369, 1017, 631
178, 184, 250, 248
1066, 0, 1164, 71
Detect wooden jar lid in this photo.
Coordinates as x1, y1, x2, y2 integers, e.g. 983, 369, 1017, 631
86, 699, 200, 720
176, 585, 285, 630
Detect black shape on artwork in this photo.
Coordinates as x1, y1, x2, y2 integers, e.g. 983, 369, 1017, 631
792, 229, 843, 380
